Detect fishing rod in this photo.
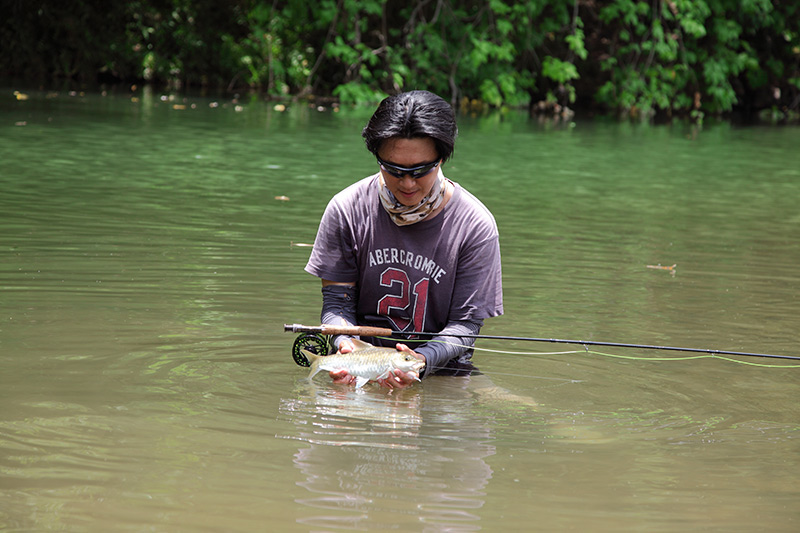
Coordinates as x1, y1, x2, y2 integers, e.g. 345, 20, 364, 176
283, 323, 800, 362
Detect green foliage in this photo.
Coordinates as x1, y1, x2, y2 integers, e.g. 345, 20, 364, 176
595, 0, 799, 117
333, 82, 388, 105
1, 0, 798, 118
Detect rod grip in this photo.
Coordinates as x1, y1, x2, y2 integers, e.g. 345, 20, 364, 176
283, 324, 394, 337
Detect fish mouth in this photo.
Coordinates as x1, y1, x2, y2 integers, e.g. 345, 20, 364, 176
410, 360, 426, 373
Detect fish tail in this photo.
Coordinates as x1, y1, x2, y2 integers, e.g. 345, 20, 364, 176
303, 349, 322, 380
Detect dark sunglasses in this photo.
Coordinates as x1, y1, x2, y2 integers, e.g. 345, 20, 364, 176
377, 156, 440, 180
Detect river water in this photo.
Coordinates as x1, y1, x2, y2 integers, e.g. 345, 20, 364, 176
1, 88, 799, 531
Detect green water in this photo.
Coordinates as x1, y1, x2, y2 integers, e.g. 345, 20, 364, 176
1, 89, 799, 531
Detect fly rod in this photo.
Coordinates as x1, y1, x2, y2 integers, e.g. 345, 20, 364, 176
284, 323, 800, 361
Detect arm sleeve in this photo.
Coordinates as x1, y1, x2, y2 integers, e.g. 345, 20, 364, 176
413, 319, 484, 376
321, 284, 358, 352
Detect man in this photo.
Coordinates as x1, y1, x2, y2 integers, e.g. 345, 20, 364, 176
305, 90, 503, 389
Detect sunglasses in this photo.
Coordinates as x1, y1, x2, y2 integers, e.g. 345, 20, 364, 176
377, 156, 440, 180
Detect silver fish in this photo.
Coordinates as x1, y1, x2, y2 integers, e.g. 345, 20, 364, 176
304, 339, 425, 388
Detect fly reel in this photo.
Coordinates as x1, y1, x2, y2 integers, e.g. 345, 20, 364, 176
291, 333, 329, 367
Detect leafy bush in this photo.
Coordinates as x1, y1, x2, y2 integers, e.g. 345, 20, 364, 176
2, 0, 798, 118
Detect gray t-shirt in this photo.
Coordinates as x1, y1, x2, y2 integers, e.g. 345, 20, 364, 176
306, 174, 503, 342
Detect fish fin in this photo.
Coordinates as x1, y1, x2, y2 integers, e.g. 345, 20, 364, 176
350, 338, 373, 350
304, 350, 322, 380
301, 348, 321, 364
307, 364, 321, 381
354, 376, 370, 388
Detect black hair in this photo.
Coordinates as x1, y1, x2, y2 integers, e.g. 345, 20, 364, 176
362, 90, 457, 162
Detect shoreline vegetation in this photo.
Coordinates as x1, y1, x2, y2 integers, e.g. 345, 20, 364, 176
3, 1, 799, 123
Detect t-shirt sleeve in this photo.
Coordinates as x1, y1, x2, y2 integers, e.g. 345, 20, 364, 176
304, 197, 359, 283
448, 232, 504, 321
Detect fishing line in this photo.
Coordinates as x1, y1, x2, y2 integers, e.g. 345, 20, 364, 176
581, 348, 800, 368
376, 337, 800, 369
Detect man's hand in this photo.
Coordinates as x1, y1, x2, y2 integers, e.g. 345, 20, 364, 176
329, 337, 357, 384
377, 344, 424, 390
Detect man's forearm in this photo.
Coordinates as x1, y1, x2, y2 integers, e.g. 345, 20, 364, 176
320, 284, 358, 351
413, 320, 483, 375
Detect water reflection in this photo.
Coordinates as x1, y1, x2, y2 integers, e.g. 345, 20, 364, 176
279, 378, 497, 530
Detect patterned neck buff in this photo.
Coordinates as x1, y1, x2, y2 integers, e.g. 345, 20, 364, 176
377, 169, 447, 226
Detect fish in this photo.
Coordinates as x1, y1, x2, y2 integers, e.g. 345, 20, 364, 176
303, 339, 425, 388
